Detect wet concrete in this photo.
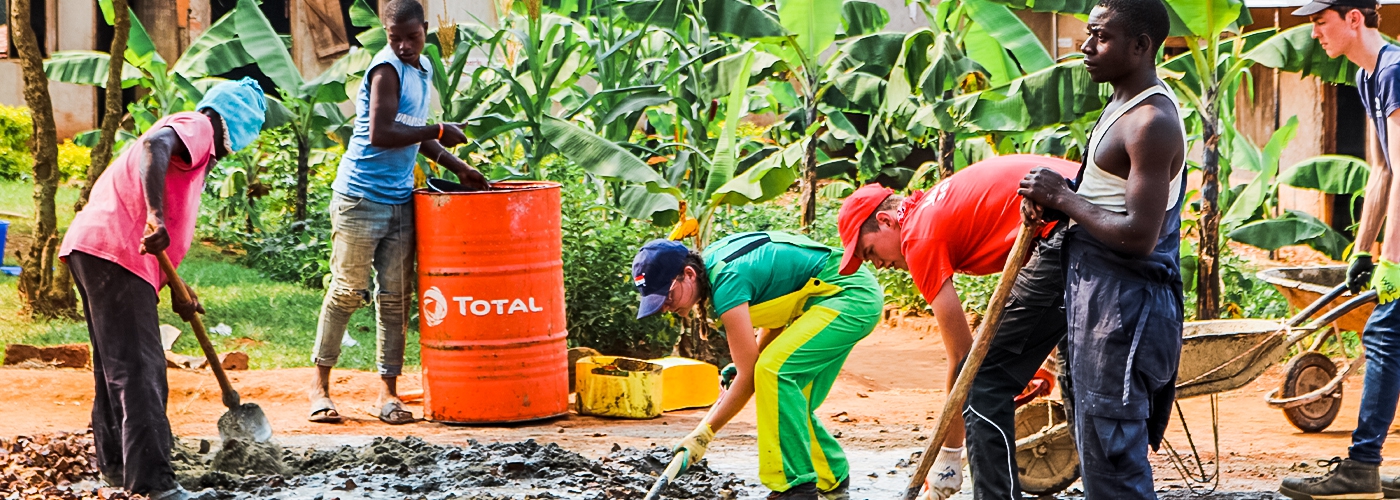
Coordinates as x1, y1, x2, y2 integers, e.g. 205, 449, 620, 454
172, 437, 753, 499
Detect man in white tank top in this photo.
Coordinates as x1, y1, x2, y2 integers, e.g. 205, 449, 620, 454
1281, 1, 1400, 499
1018, 1, 1185, 498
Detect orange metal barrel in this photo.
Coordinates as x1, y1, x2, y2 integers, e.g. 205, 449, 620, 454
414, 181, 568, 423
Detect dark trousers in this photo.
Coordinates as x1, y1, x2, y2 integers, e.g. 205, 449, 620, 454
69, 251, 177, 494
964, 228, 1069, 500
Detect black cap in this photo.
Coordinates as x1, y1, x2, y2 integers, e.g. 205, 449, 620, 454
631, 239, 690, 319
1293, 0, 1379, 16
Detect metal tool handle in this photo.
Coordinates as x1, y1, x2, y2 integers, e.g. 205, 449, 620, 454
903, 213, 1043, 499
1284, 283, 1350, 328
643, 452, 688, 500
156, 251, 240, 410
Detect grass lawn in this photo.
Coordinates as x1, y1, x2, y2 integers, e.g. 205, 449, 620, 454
0, 181, 415, 371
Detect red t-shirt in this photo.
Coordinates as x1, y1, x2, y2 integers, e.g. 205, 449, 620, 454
60, 112, 215, 292
900, 154, 1079, 301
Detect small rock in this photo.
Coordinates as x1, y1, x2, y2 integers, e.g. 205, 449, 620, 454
867, 472, 879, 479
856, 392, 868, 398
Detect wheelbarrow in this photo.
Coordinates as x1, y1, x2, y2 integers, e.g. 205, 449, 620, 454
1012, 276, 1377, 496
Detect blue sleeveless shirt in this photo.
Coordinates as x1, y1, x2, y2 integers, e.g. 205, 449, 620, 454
332, 47, 433, 205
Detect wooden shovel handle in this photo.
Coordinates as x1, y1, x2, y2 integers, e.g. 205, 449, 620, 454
156, 251, 240, 410
902, 209, 1043, 500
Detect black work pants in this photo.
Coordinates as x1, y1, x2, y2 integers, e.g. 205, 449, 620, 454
69, 251, 177, 494
963, 228, 1070, 500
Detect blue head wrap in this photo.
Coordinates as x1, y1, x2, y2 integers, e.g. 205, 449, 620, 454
196, 78, 268, 153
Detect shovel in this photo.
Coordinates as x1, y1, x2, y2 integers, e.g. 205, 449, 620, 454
902, 209, 1042, 500
156, 251, 273, 444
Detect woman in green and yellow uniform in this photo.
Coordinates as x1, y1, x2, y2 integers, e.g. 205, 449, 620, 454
631, 232, 884, 500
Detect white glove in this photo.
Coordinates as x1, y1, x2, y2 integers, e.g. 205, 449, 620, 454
917, 447, 964, 500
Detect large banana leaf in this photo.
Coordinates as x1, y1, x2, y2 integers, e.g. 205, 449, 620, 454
919, 32, 985, 98
947, 59, 1104, 133
1220, 116, 1298, 231
776, 0, 843, 62
540, 116, 681, 220
1165, 0, 1243, 38
963, 0, 1052, 75
350, 0, 386, 52
825, 72, 886, 112
1245, 24, 1356, 85
704, 52, 755, 200
44, 51, 145, 87
981, 0, 1093, 14
710, 139, 806, 206
1281, 155, 1370, 194
621, 186, 681, 226
172, 9, 253, 79
700, 50, 785, 102
962, 20, 1018, 86
704, 0, 788, 40
235, 0, 304, 92
827, 33, 905, 78
122, 7, 162, 69
840, 1, 889, 38
1228, 210, 1348, 259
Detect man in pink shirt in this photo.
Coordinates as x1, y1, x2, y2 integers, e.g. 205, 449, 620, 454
60, 78, 266, 500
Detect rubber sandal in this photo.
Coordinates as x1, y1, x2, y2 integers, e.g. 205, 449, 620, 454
308, 397, 343, 424
378, 400, 415, 425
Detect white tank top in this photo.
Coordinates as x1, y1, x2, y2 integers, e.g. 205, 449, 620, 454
1077, 85, 1188, 214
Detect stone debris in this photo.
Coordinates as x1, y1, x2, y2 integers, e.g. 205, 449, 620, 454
172, 436, 750, 499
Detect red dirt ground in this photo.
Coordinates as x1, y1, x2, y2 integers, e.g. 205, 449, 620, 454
0, 315, 1391, 492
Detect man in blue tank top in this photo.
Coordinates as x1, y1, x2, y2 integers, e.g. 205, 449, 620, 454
1019, 0, 1186, 498
1281, 1, 1400, 499
308, 0, 489, 426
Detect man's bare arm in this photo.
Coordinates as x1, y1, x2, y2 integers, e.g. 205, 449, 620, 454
1358, 114, 1398, 259
1019, 105, 1182, 257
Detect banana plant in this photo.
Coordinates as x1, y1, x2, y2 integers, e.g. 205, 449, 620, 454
226, 0, 352, 221
1159, 0, 1253, 320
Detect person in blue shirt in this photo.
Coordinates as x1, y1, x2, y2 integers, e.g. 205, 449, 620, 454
1281, 1, 1400, 498
306, 0, 488, 426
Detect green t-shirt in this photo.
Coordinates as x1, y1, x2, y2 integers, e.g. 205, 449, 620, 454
703, 232, 831, 315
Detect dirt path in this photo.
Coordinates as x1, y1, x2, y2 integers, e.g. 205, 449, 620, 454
3, 317, 1391, 498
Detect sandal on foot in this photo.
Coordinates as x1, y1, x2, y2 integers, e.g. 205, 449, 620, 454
378, 400, 415, 425
308, 397, 343, 423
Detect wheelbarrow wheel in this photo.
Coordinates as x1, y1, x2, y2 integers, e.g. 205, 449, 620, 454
1015, 399, 1079, 496
1281, 351, 1342, 433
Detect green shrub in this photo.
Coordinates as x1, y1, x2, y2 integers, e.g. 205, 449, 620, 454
556, 171, 676, 358
57, 139, 90, 183
0, 105, 33, 180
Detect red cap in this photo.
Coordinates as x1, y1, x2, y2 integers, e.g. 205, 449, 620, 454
837, 184, 894, 275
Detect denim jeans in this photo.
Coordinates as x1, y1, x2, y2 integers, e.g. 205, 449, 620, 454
1350, 299, 1400, 464
313, 192, 415, 377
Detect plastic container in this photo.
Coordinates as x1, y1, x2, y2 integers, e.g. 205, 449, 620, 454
414, 181, 569, 423
575, 356, 664, 419
652, 357, 720, 411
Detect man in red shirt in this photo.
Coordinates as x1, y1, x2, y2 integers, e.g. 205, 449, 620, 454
837, 154, 1078, 499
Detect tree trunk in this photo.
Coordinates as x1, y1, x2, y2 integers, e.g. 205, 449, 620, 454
293, 132, 310, 221
938, 130, 956, 182
799, 104, 820, 230
76, 0, 129, 212
1196, 88, 1222, 320
12, 0, 78, 319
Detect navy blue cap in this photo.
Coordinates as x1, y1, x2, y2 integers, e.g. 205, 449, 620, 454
632, 239, 690, 319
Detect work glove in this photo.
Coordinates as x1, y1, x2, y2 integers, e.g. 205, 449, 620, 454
673, 423, 715, 470
1348, 253, 1374, 294
719, 363, 738, 390
917, 447, 965, 500
1373, 258, 1400, 305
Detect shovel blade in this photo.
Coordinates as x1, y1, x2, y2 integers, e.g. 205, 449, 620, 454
218, 403, 273, 443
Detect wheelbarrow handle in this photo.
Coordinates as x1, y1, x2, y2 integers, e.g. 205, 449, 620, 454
1286, 284, 1351, 328
1304, 289, 1379, 330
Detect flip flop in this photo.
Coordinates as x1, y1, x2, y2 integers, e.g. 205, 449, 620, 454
378, 400, 415, 425
308, 397, 343, 424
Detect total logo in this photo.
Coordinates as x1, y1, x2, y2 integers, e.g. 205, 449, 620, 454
421, 286, 546, 327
